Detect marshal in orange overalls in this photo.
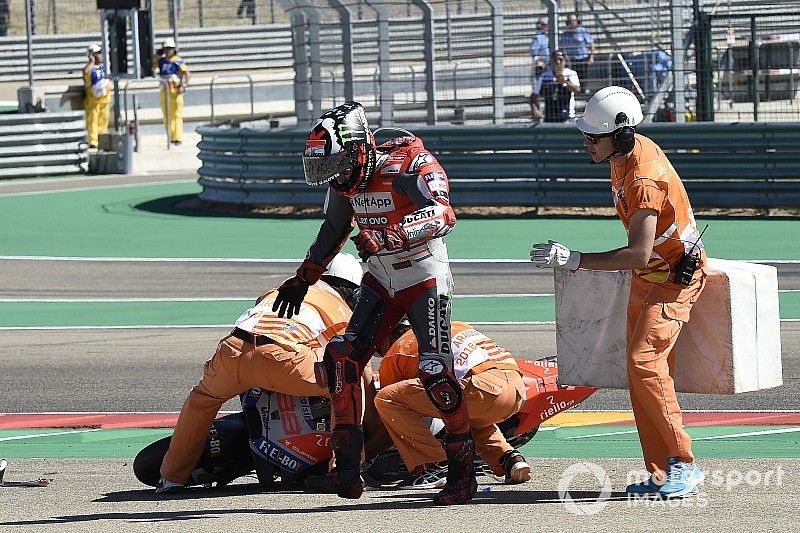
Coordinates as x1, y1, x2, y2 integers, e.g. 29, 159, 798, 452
160, 281, 352, 485
612, 134, 707, 474
374, 321, 525, 476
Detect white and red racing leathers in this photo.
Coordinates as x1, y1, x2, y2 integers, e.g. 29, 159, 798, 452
303, 135, 471, 441
308, 135, 456, 294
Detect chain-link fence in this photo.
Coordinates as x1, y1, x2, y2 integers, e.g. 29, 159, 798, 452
1, 0, 288, 35
2, 0, 799, 124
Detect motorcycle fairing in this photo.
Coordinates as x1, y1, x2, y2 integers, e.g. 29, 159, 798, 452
241, 388, 333, 473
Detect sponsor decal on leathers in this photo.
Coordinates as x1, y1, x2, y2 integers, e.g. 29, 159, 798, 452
403, 208, 436, 224
356, 215, 389, 226
438, 294, 451, 355
351, 192, 394, 212
419, 358, 445, 375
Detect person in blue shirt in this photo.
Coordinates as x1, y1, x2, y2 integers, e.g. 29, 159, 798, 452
530, 50, 581, 122
152, 37, 190, 145
530, 17, 550, 79
560, 13, 595, 92
82, 43, 111, 149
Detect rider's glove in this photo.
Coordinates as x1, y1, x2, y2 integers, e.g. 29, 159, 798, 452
272, 276, 309, 318
352, 229, 384, 261
530, 240, 581, 271
271, 260, 324, 318
382, 224, 411, 252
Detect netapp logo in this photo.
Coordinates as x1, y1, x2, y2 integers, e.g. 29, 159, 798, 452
352, 193, 394, 213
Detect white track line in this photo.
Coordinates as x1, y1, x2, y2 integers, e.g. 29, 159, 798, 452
2, 320, 799, 331
0, 322, 558, 331
0, 179, 195, 198
0, 429, 101, 442
692, 427, 800, 440
565, 429, 641, 440
1, 256, 798, 264
2, 290, 798, 303
0, 294, 554, 302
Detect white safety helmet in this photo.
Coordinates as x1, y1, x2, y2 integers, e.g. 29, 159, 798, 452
323, 252, 363, 287
87, 43, 102, 54
162, 37, 176, 49
575, 86, 643, 135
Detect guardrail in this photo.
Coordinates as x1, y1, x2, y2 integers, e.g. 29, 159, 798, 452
197, 122, 800, 208
0, 111, 88, 179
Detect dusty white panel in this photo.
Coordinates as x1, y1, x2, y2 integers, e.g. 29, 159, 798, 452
554, 259, 782, 394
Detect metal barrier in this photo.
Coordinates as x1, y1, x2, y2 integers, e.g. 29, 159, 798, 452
0, 111, 88, 179
197, 122, 800, 208
121, 78, 171, 151
209, 74, 255, 125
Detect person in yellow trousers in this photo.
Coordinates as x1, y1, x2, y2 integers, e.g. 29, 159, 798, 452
153, 37, 190, 145
83, 43, 111, 149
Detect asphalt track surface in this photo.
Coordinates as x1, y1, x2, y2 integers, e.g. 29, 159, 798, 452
1, 176, 799, 531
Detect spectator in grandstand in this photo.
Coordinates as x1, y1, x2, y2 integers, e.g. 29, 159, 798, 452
237, 0, 257, 23
0, 0, 9, 37
530, 17, 551, 79
529, 50, 581, 122
83, 43, 111, 149
560, 13, 595, 93
153, 38, 190, 146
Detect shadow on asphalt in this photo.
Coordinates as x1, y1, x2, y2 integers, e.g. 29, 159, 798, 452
133, 194, 800, 221
1, 489, 630, 526
134, 195, 327, 219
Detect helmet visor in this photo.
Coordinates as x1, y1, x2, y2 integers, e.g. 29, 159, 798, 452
302, 153, 353, 187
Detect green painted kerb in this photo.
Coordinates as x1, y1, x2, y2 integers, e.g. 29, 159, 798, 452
1, 182, 799, 259
0, 293, 797, 328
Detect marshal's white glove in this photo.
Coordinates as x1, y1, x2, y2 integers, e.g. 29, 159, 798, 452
530, 240, 581, 270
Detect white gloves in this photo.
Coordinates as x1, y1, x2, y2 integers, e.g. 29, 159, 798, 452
530, 240, 581, 270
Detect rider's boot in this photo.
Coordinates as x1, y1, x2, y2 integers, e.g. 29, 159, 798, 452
433, 431, 478, 505
331, 424, 365, 499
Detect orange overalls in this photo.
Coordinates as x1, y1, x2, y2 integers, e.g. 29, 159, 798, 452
374, 321, 525, 476
160, 281, 351, 484
612, 134, 707, 474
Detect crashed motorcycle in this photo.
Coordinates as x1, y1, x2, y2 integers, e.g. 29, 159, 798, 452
133, 355, 596, 489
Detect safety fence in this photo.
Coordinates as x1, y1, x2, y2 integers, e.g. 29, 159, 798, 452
0, 110, 88, 178
196, 121, 800, 208
3, 0, 799, 126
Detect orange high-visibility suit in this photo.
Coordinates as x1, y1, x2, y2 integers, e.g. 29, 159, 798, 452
613, 134, 707, 474
160, 281, 352, 484
374, 321, 525, 476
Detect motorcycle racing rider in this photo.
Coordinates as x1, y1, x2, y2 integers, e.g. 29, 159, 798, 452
272, 101, 476, 505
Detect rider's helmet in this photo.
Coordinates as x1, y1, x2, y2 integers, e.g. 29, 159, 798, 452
575, 86, 643, 154
302, 101, 376, 198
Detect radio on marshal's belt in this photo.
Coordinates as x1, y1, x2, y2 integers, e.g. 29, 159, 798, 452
674, 224, 708, 286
